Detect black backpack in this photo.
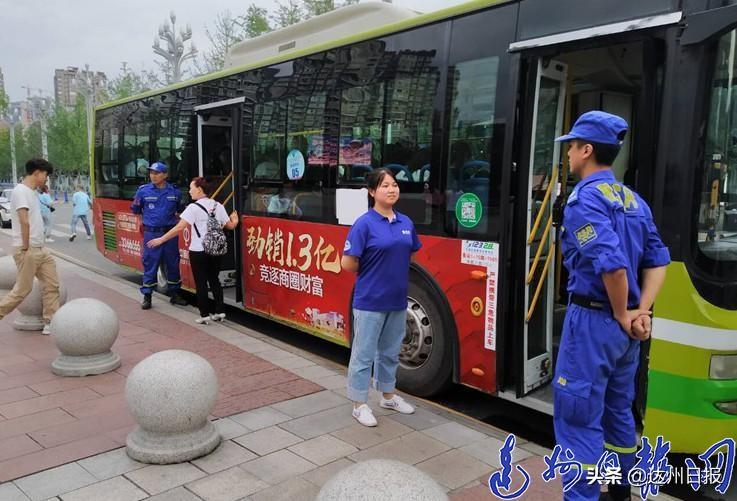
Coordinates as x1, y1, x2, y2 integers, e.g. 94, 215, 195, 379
193, 202, 227, 256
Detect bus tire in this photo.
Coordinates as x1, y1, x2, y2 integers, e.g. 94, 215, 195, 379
396, 275, 453, 397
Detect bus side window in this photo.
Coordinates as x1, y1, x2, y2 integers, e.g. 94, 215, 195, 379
338, 83, 384, 184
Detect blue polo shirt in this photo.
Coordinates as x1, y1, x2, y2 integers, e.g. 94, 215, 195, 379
344, 209, 422, 311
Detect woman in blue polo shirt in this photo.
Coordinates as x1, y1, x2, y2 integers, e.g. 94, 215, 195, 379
341, 167, 421, 427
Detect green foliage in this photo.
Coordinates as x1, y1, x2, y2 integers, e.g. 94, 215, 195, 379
199, 11, 246, 74
0, 90, 8, 116
240, 4, 271, 39
46, 96, 88, 173
273, 0, 303, 28
303, 0, 335, 17
108, 64, 151, 101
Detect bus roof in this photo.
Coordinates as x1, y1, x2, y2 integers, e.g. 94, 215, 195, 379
96, 0, 509, 111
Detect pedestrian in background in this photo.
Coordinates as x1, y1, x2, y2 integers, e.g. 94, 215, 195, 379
341, 167, 420, 427
553, 111, 670, 501
0, 158, 60, 335
69, 185, 92, 241
38, 184, 55, 243
131, 161, 188, 310
147, 177, 238, 324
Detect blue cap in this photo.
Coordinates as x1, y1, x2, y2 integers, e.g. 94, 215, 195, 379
555, 111, 628, 145
148, 161, 168, 173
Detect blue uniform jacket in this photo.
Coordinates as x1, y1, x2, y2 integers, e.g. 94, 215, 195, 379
561, 170, 671, 307
130, 182, 184, 229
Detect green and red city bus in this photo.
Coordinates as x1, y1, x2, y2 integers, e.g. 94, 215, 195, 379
92, 0, 737, 453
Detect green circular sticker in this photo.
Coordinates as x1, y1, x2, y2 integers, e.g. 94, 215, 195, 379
455, 192, 483, 228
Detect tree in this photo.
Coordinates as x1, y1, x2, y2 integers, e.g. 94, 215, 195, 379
108, 62, 152, 101
198, 11, 244, 74
303, 0, 335, 17
0, 128, 11, 179
152, 11, 198, 85
46, 97, 88, 174
239, 4, 271, 39
273, 0, 303, 28
0, 90, 8, 117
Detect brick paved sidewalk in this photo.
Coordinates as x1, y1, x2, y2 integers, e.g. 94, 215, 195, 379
1, 258, 679, 501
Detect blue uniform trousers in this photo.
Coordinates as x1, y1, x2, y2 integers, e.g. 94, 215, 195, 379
553, 304, 640, 500
141, 230, 181, 295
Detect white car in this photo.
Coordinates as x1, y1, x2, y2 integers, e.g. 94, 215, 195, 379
0, 188, 12, 228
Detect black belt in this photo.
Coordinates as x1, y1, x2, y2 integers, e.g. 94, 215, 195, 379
570, 294, 638, 312
143, 225, 174, 233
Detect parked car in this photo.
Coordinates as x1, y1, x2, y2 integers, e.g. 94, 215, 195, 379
0, 188, 13, 228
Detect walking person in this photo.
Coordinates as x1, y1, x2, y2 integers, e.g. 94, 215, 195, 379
146, 177, 238, 324
341, 167, 420, 427
38, 184, 55, 243
131, 162, 188, 310
552, 111, 671, 500
69, 185, 92, 241
0, 158, 60, 335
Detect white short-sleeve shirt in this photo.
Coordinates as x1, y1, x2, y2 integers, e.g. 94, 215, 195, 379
10, 183, 45, 248
179, 197, 229, 252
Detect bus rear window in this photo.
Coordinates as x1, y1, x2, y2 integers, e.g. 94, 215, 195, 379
696, 30, 737, 279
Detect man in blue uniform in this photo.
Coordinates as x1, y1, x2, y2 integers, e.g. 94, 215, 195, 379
131, 162, 188, 310
553, 111, 671, 500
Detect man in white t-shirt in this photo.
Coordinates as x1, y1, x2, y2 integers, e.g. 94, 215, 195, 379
0, 158, 60, 335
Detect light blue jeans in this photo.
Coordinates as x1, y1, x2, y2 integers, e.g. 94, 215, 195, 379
346, 309, 407, 402
70, 214, 91, 236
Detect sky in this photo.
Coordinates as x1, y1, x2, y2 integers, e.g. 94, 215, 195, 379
0, 0, 467, 102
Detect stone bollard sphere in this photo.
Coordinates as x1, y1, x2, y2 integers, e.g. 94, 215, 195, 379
0, 255, 16, 294
51, 298, 121, 376
125, 350, 221, 464
316, 459, 448, 501
14, 280, 67, 331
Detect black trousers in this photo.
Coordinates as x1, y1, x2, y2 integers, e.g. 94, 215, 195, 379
189, 251, 223, 317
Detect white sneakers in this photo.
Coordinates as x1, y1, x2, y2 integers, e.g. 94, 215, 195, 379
45, 238, 54, 243
41, 324, 51, 335
194, 316, 210, 324
86, 235, 92, 240
352, 404, 377, 427
380, 395, 415, 414
210, 313, 225, 322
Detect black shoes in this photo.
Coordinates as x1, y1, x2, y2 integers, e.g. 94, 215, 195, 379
169, 293, 188, 306
141, 293, 152, 310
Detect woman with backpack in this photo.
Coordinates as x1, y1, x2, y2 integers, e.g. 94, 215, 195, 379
146, 176, 239, 324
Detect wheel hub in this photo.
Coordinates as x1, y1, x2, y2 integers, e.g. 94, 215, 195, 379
400, 296, 434, 369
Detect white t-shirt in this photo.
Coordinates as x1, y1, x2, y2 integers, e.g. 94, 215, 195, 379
10, 183, 45, 248
180, 197, 229, 252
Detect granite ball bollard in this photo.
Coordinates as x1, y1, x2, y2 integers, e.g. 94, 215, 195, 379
0, 255, 18, 294
50, 298, 121, 376
316, 459, 448, 501
125, 350, 221, 464
14, 280, 68, 331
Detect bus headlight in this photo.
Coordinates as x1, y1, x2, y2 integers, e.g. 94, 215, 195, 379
715, 401, 737, 415
709, 354, 737, 380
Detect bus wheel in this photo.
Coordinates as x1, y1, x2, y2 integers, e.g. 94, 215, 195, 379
397, 278, 453, 397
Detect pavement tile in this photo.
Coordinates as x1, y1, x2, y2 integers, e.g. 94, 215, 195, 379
0, 408, 76, 440
270, 356, 317, 370
27, 372, 126, 396
61, 394, 130, 419
0, 435, 119, 483
311, 374, 347, 390
29, 409, 135, 448
0, 388, 100, 419
518, 441, 553, 457
387, 406, 451, 430
460, 436, 533, 468
191, 441, 257, 473
331, 415, 413, 449
0, 359, 55, 377
249, 477, 320, 501
229, 406, 291, 431
144, 486, 202, 501
271, 390, 348, 418
348, 430, 451, 465
233, 426, 303, 456
186, 466, 267, 501
212, 386, 292, 418
0, 434, 43, 462
422, 421, 489, 449
222, 369, 298, 397
416, 449, 495, 490
0, 386, 39, 405
124, 463, 206, 496
300, 458, 355, 488
288, 435, 358, 466
14, 463, 98, 501
77, 448, 146, 481
291, 365, 338, 381
0, 353, 36, 369
254, 348, 300, 363
0, 483, 31, 501
278, 405, 356, 440
0, 369, 60, 392
212, 417, 251, 439
240, 449, 316, 485
273, 378, 324, 398
60, 476, 148, 501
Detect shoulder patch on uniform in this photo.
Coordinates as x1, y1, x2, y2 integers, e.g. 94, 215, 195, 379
567, 190, 578, 205
596, 183, 621, 205
344, 240, 351, 252
574, 223, 598, 247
